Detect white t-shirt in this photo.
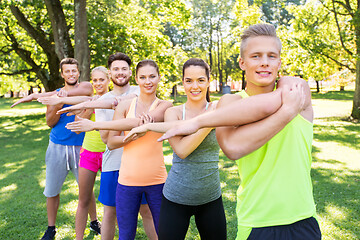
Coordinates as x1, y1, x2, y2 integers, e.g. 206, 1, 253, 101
95, 86, 140, 172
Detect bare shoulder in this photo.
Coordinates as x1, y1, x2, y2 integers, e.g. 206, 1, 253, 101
78, 81, 93, 88
116, 98, 132, 112
164, 105, 182, 120
157, 99, 173, 108
218, 93, 243, 108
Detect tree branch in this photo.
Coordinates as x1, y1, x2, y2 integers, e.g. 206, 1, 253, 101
9, 5, 54, 54
0, 68, 35, 76
332, 0, 354, 56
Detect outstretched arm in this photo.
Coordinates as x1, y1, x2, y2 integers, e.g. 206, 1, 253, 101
11, 91, 56, 108
11, 82, 93, 108
216, 82, 308, 160
158, 90, 282, 141
57, 93, 139, 115
38, 95, 93, 106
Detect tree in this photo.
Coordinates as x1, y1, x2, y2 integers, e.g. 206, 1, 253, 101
284, 0, 359, 119
0, 0, 89, 91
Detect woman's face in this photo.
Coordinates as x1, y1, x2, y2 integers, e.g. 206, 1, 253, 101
136, 65, 160, 95
183, 65, 209, 101
91, 71, 110, 96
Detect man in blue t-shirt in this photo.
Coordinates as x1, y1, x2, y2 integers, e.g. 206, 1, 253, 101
41, 58, 93, 240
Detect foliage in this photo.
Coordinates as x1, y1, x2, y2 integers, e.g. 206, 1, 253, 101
282, 0, 359, 118
0, 0, 191, 97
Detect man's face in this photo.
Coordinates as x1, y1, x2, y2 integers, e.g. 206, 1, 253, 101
61, 64, 79, 86
109, 60, 132, 87
239, 36, 281, 90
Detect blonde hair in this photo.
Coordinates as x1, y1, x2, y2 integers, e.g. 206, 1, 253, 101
240, 24, 282, 57
91, 66, 108, 79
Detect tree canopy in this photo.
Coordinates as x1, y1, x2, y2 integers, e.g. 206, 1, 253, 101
0, 0, 359, 119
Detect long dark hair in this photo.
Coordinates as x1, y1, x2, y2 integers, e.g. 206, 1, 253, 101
182, 58, 211, 102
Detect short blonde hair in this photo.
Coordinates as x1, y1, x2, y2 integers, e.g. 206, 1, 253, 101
240, 24, 282, 57
91, 66, 108, 79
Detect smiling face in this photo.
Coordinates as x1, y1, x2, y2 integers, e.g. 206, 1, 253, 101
91, 70, 109, 96
109, 60, 132, 87
61, 64, 79, 86
135, 65, 160, 95
239, 36, 281, 92
183, 65, 210, 102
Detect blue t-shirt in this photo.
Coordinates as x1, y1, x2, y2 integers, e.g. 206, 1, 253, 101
49, 89, 85, 146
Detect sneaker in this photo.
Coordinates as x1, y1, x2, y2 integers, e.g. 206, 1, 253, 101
89, 220, 101, 235
41, 228, 56, 240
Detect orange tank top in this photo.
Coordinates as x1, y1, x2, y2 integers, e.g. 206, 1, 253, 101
118, 97, 167, 186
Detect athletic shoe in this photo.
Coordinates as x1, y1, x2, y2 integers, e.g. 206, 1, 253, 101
41, 228, 56, 240
90, 220, 101, 234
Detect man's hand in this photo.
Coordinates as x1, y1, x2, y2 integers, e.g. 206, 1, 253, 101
38, 95, 61, 106
281, 83, 305, 118
11, 95, 34, 108
57, 102, 85, 116
57, 88, 68, 97
66, 116, 94, 132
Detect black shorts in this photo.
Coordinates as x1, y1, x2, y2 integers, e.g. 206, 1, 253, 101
248, 217, 321, 240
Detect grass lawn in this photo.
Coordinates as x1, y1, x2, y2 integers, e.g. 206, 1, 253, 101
0, 91, 359, 239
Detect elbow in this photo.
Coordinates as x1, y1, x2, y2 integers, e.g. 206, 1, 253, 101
176, 152, 189, 159
173, 149, 190, 159
222, 146, 245, 161
218, 138, 247, 160
107, 140, 116, 151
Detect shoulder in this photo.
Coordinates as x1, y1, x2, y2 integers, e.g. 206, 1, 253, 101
78, 81, 93, 90
157, 99, 173, 108
217, 93, 243, 108
165, 105, 182, 120
99, 92, 115, 100
115, 98, 133, 112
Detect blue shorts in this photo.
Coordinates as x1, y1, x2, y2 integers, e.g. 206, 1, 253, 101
98, 171, 147, 207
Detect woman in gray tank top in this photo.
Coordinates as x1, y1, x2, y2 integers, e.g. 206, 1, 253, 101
124, 58, 227, 240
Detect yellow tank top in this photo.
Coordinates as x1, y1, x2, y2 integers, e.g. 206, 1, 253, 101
235, 91, 317, 239
81, 113, 106, 152
118, 97, 167, 186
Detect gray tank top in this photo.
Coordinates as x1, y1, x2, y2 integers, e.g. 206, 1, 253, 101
163, 103, 221, 205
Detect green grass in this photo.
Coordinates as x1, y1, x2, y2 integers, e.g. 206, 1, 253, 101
1, 92, 359, 239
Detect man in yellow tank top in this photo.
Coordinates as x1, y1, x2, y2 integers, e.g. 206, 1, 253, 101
159, 24, 321, 240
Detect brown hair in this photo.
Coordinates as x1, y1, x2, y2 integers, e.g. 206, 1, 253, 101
182, 58, 211, 102
240, 23, 282, 57
107, 52, 132, 69
60, 58, 79, 72
135, 59, 159, 76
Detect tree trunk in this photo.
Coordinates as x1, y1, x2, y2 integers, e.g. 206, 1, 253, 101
351, 3, 360, 119
316, 81, 320, 93
74, 0, 90, 82
44, 0, 74, 59
351, 58, 360, 119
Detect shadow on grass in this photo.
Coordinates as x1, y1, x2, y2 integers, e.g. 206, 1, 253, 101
313, 119, 359, 149
311, 91, 354, 100
311, 147, 360, 239
0, 112, 89, 239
